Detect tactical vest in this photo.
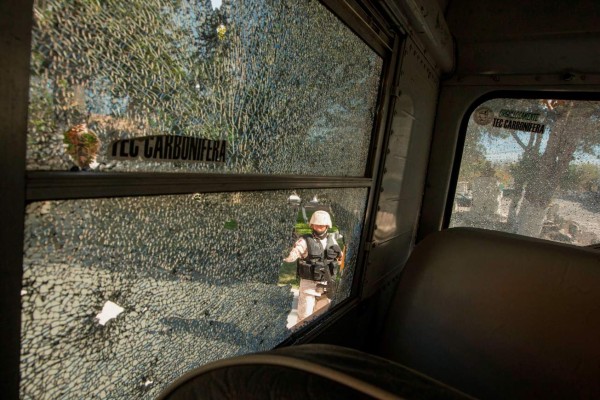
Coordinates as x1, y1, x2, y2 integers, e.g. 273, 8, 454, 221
297, 234, 342, 281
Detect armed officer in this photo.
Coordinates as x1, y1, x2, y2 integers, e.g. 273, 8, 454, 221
284, 210, 343, 322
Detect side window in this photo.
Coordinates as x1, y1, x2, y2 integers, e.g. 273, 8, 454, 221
20, 0, 388, 399
450, 98, 600, 246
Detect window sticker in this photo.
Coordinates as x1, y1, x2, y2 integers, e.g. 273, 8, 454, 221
474, 106, 546, 133
473, 106, 494, 126
63, 124, 101, 169
108, 136, 227, 163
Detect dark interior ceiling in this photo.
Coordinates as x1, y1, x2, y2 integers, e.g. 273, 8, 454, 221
444, 0, 600, 75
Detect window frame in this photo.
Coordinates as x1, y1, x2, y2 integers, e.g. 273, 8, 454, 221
444, 90, 600, 240
0, 0, 403, 396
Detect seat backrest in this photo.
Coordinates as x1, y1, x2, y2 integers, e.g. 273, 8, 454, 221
379, 228, 600, 399
158, 344, 475, 400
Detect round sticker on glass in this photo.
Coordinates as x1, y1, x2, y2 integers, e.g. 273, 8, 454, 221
473, 107, 494, 125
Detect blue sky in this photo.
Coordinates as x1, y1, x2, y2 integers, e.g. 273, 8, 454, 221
482, 132, 543, 163
211, 0, 222, 9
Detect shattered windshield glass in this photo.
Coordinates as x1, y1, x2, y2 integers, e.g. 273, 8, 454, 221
21, 188, 367, 399
451, 98, 600, 246
27, 0, 382, 176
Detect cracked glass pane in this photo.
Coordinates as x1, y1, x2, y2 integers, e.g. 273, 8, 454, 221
20, 188, 367, 399
27, 0, 383, 175
450, 98, 600, 246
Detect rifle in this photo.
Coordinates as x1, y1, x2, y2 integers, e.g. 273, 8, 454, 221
320, 259, 338, 299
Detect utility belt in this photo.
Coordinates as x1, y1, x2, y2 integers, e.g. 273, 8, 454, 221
297, 259, 338, 282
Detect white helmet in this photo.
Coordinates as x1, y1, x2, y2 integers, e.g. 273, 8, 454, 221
309, 210, 332, 228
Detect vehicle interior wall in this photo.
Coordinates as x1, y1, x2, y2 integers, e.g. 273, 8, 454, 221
0, 1, 33, 399
418, 0, 600, 240
309, 1, 448, 349
309, 36, 443, 349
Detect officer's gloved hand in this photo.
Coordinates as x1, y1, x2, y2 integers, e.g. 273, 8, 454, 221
327, 244, 342, 259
